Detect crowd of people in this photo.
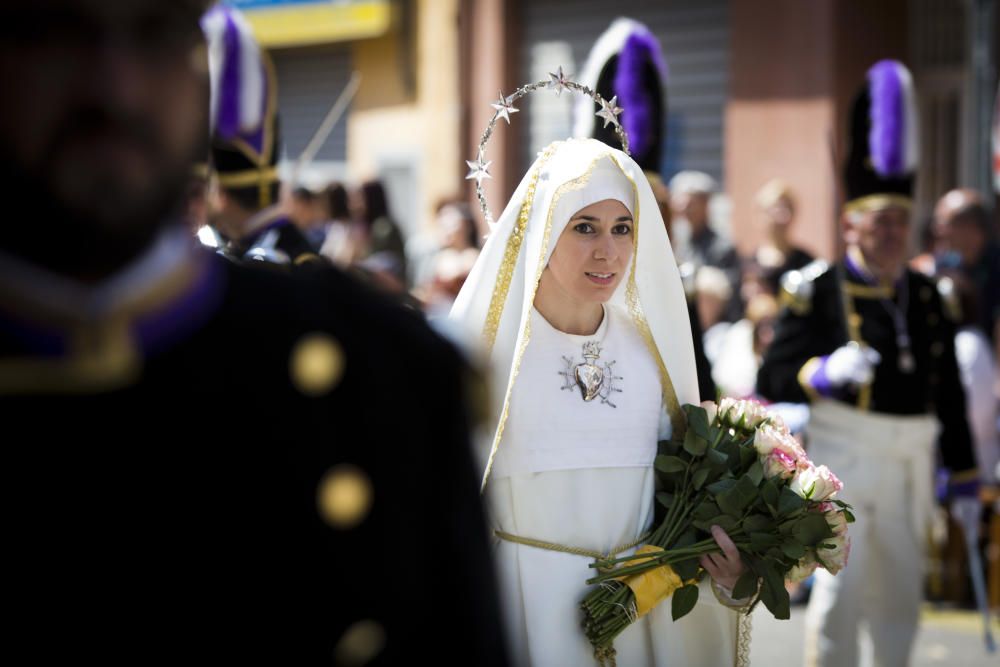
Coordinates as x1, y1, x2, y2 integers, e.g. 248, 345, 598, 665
2, 2, 997, 666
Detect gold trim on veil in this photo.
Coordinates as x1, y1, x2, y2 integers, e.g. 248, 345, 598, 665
451, 139, 697, 492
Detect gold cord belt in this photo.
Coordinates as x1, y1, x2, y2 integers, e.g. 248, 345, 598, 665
494, 529, 650, 561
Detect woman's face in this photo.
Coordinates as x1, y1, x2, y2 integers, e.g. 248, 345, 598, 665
543, 198, 635, 305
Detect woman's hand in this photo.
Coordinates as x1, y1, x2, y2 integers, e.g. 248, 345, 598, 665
700, 525, 746, 593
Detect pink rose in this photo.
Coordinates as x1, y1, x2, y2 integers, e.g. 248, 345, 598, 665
817, 534, 851, 575
754, 425, 805, 463
763, 448, 798, 480
790, 464, 843, 501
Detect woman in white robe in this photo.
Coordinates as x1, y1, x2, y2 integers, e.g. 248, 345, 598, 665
451, 139, 750, 666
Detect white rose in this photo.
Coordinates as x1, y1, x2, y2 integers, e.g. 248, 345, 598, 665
825, 508, 849, 537
790, 464, 843, 502
787, 552, 818, 583
700, 400, 719, 425
817, 534, 851, 575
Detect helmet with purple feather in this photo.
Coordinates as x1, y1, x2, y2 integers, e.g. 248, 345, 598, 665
201, 3, 280, 210
843, 60, 920, 215
573, 18, 667, 174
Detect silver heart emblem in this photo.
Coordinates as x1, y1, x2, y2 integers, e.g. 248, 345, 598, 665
575, 362, 605, 401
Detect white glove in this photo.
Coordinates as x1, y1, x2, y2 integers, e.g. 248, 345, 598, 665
825, 343, 881, 387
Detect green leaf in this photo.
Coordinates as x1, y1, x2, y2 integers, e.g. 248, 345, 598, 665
777, 487, 807, 515
842, 508, 856, 523
683, 429, 709, 457
692, 515, 739, 534
716, 474, 759, 518
659, 438, 681, 456
793, 513, 835, 546
685, 405, 711, 439
746, 460, 764, 486
749, 532, 780, 551
759, 576, 791, 620
693, 501, 719, 520
706, 448, 729, 467
655, 492, 674, 509
732, 570, 759, 600
692, 467, 711, 490
780, 539, 805, 560
671, 583, 700, 621
655, 455, 687, 473
761, 480, 780, 510
707, 478, 737, 495
738, 444, 757, 468
675, 557, 701, 581
742, 514, 774, 534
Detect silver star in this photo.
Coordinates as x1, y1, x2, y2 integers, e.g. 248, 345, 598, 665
596, 95, 623, 128
465, 158, 492, 183
547, 66, 573, 96
491, 91, 519, 124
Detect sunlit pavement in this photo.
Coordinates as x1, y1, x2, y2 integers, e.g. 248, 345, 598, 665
750, 603, 1000, 666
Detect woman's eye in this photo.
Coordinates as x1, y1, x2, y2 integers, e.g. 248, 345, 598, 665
613, 224, 633, 235
574, 223, 594, 234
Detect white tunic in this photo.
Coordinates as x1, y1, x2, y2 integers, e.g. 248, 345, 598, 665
487, 305, 739, 667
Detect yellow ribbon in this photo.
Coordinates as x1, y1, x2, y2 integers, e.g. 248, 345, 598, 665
616, 545, 688, 618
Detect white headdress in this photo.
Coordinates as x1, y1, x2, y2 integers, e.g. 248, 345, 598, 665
451, 138, 697, 491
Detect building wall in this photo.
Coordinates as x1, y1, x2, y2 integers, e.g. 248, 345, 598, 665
347, 0, 463, 238
726, 0, 908, 260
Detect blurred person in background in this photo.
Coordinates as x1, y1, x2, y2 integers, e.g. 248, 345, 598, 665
288, 180, 332, 250
757, 60, 978, 667
694, 264, 734, 367
669, 170, 740, 322
753, 178, 814, 288
351, 179, 408, 292
202, 11, 316, 267
319, 181, 366, 268
711, 293, 780, 400
0, 1, 508, 663
933, 188, 1000, 344
410, 198, 480, 290
937, 270, 999, 487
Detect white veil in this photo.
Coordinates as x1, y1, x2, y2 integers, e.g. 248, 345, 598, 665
451, 138, 697, 490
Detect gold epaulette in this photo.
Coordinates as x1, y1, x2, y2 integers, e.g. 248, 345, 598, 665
779, 259, 829, 316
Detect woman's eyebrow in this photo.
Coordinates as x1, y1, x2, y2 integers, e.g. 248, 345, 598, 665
616, 215, 634, 222
571, 214, 600, 221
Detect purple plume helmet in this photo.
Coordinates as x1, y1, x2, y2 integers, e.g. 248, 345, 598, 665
614, 30, 668, 159
867, 60, 917, 177
201, 4, 270, 156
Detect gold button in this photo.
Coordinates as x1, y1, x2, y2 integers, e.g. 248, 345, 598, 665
290, 333, 344, 396
920, 286, 933, 302
928, 312, 939, 326
334, 619, 386, 666
317, 465, 373, 529
931, 341, 944, 357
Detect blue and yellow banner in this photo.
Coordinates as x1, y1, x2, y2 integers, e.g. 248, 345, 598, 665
227, 0, 391, 48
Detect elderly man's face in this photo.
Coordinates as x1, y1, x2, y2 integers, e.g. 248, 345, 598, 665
0, 1, 208, 236
671, 191, 709, 232
846, 206, 911, 275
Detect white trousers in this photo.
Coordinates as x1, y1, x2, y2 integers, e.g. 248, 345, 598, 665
802, 400, 939, 667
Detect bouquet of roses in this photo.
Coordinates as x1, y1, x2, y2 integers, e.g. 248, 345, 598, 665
581, 398, 853, 654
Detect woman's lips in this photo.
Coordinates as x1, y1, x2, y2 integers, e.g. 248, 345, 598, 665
585, 272, 614, 286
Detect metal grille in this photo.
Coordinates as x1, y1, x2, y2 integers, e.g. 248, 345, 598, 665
515, 0, 730, 185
